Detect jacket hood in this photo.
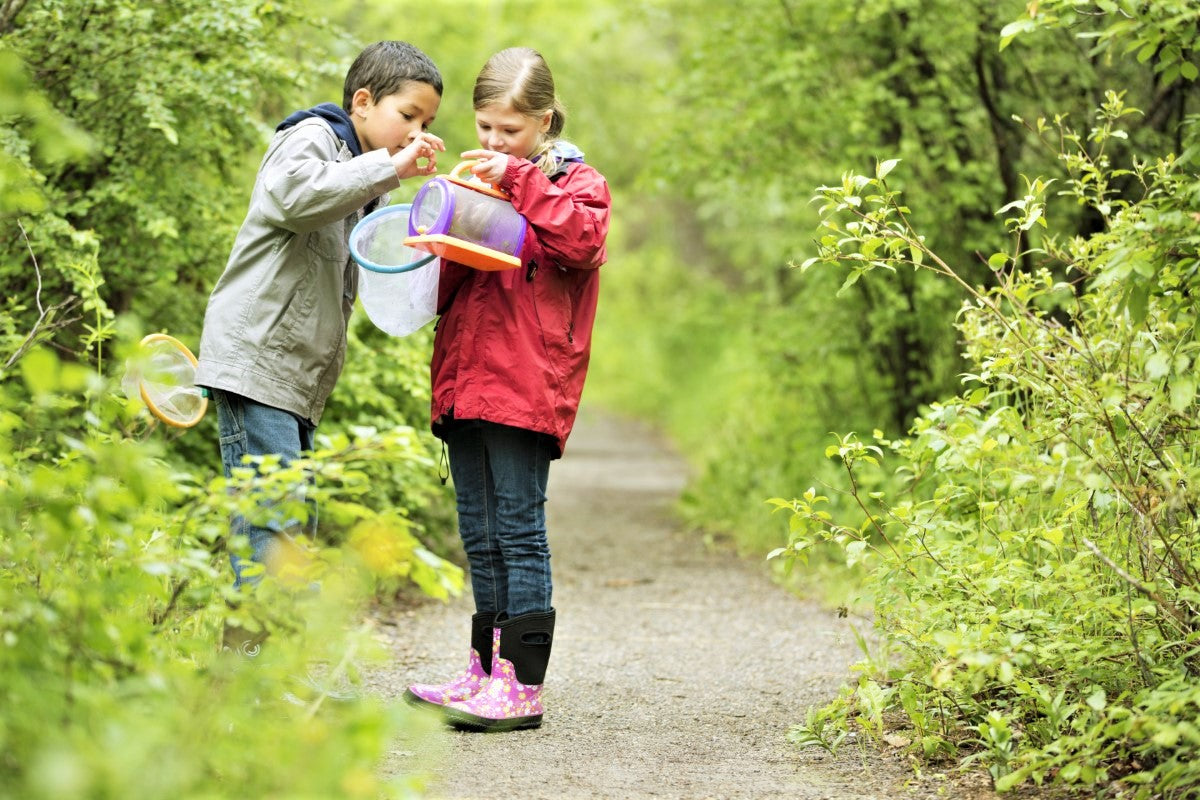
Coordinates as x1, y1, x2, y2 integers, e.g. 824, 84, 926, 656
277, 103, 363, 158
276, 103, 380, 213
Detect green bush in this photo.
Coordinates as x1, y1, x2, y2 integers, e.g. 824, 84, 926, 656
0, 0, 340, 343
0, 341, 460, 798
775, 92, 1200, 795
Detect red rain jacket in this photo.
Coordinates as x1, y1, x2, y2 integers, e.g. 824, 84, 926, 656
430, 156, 611, 457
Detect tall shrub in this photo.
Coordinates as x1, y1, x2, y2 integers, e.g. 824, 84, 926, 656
776, 63, 1200, 800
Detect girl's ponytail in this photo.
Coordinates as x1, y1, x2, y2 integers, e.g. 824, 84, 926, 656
530, 99, 569, 177
547, 99, 566, 138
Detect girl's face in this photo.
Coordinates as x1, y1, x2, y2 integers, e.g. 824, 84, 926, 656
352, 82, 441, 155
474, 102, 551, 159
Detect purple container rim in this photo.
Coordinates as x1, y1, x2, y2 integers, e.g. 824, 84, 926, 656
409, 177, 455, 237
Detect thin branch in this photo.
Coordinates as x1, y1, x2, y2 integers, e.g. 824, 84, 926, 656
19, 219, 42, 317
3, 222, 83, 372
6, 221, 46, 370
1081, 536, 1192, 629
150, 578, 190, 627
0, 0, 28, 34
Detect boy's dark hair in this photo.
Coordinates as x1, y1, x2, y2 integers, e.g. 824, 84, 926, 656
342, 41, 443, 110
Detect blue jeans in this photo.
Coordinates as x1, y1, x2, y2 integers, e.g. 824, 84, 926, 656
444, 418, 553, 618
213, 389, 316, 589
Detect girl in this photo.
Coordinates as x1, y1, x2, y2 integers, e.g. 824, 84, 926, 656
404, 47, 611, 731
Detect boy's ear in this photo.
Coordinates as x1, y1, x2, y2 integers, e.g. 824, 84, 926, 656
350, 88, 374, 117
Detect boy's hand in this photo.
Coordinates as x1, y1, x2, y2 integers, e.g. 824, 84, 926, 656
392, 132, 445, 179
460, 149, 509, 185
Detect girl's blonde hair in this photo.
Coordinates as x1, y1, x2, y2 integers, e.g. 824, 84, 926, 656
474, 47, 568, 177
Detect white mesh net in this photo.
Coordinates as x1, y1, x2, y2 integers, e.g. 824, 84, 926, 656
358, 257, 439, 337
351, 203, 441, 337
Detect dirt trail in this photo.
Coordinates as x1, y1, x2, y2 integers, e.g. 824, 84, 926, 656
368, 411, 993, 799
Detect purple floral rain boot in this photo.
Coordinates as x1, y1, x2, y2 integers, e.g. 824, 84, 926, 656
443, 609, 555, 732
404, 612, 497, 708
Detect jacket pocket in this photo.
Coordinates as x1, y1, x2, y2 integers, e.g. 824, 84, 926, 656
306, 225, 348, 263
530, 268, 575, 397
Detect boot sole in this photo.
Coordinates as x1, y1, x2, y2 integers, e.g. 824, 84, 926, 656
403, 689, 446, 710
443, 708, 543, 732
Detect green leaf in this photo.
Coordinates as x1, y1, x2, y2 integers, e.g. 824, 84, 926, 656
20, 347, 59, 395
1146, 352, 1171, 379
837, 268, 865, 295
876, 158, 900, 180
1169, 376, 1195, 413
998, 19, 1038, 50
1125, 284, 1150, 324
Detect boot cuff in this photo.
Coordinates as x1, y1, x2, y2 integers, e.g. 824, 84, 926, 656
498, 609, 556, 685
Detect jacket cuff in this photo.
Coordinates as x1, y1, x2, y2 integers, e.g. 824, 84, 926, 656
360, 148, 403, 195
499, 156, 527, 194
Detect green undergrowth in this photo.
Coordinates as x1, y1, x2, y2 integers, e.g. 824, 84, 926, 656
0, 340, 462, 798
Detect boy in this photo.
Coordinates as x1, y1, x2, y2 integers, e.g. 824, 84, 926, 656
194, 40, 445, 601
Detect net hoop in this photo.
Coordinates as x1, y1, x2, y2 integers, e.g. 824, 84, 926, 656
137, 333, 208, 428
350, 204, 439, 274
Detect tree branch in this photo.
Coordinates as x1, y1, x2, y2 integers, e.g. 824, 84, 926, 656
0, 0, 27, 34
3, 220, 82, 372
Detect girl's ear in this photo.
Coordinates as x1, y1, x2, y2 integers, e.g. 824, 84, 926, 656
351, 88, 374, 118
538, 110, 553, 133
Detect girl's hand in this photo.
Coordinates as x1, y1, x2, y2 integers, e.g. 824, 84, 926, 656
460, 149, 509, 185
393, 132, 446, 179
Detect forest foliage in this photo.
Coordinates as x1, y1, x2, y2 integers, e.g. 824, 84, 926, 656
779, 93, 1200, 796
3, 0, 1200, 797
590, 0, 1200, 795
634, 1, 1200, 796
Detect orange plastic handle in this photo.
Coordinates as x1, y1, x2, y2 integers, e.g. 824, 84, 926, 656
447, 160, 510, 200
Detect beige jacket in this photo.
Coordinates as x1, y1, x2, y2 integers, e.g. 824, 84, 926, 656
195, 119, 399, 424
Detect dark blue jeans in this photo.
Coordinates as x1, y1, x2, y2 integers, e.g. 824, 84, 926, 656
213, 389, 316, 589
444, 418, 553, 618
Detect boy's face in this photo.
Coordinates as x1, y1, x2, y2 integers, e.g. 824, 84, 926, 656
474, 103, 552, 160
351, 82, 441, 155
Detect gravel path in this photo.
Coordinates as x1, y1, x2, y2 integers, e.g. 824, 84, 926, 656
367, 411, 995, 799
